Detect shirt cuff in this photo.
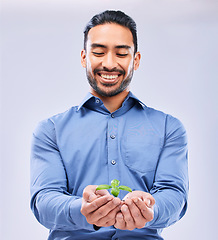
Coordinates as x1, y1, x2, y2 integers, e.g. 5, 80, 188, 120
69, 198, 95, 231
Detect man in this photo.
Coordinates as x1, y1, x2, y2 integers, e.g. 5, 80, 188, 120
30, 10, 189, 240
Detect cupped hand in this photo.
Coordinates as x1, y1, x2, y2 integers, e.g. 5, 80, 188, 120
114, 191, 155, 230
80, 185, 122, 228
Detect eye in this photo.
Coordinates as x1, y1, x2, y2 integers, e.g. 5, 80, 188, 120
117, 53, 128, 57
92, 52, 104, 56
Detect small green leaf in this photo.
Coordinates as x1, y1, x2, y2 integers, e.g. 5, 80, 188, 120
96, 184, 112, 190
111, 179, 120, 188
118, 185, 132, 192
111, 187, 120, 197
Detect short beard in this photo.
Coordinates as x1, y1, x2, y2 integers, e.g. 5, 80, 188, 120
86, 69, 134, 97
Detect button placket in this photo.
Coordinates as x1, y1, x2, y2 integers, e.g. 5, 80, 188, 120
107, 115, 119, 181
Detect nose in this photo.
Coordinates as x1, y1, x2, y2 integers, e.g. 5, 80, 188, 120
102, 52, 117, 70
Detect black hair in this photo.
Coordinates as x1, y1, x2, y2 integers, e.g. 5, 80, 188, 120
83, 10, 138, 54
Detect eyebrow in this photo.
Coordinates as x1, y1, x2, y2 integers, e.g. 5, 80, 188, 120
115, 45, 131, 50
91, 43, 107, 49
91, 43, 131, 50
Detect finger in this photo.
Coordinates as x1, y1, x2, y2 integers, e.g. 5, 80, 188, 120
114, 212, 126, 230
83, 185, 98, 202
91, 198, 121, 222
121, 204, 135, 230
83, 186, 111, 203
142, 194, 155, 207
83, 192, 97, 203
125, 198, 146, 229
133, 198, 154, 222
123, 191, 155, 208
102, 219, 116, 228
95, 204, 121, 227
96, 189, 111, 197
81, 195, 113, 215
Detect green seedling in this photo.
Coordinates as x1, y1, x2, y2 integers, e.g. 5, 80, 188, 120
96, 179, 132, 197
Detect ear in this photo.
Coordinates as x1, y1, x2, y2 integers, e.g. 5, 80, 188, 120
81, 49, 86, 68
133, 52, 141, 70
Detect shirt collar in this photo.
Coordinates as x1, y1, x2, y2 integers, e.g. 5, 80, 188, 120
77, 92, 94, 111
77, 91, 146, 114
124, 91, 146, 109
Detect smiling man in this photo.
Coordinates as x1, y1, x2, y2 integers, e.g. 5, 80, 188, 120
81, 22, 141, 112
30, 10, 189, 240
82, 23, 139, 97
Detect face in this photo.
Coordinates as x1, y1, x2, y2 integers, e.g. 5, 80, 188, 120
81, 23, 141, 97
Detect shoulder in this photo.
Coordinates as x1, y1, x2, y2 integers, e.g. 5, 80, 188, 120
33, 106, 78, 136
145, 106, 184, 125
144, 106, 186, 137
144, 106, 167, 122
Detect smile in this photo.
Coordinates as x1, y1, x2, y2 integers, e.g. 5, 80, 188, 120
99, 74, 119, 80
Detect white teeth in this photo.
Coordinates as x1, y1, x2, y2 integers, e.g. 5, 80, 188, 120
100, 74, 118, 79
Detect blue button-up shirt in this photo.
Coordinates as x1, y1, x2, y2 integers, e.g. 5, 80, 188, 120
30, 92, 188, 240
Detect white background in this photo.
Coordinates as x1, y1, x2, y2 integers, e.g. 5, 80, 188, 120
1, 0, 218, 239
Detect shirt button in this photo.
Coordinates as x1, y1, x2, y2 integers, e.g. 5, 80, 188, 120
111, 160, 116, 165
111, 114, 115, 118
110, 135, 116, 139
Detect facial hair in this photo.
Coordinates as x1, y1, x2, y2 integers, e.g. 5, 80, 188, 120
86, 67, 134, 97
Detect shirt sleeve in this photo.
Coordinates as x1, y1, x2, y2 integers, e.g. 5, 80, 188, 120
30, 119, 94, 231
147, 114, 189, 229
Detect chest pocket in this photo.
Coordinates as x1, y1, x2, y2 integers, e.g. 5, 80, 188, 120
123, 136, 162, 173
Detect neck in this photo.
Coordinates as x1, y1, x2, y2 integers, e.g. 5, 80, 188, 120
90, 89, 130, 113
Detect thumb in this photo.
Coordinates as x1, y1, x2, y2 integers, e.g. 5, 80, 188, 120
143, 194, 155, 207
82, 185, 98, 202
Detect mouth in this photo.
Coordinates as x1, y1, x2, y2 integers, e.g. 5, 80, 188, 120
97, 72, 122, 84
